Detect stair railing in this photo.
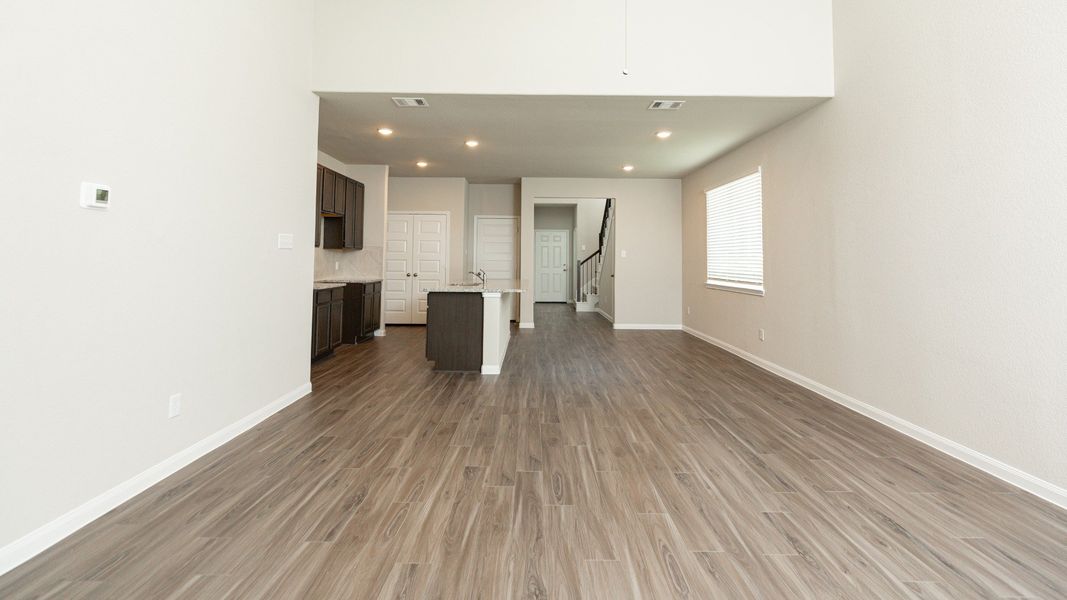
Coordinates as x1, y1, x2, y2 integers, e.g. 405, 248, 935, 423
576, 199, 614, 303
577, 250, 601, 302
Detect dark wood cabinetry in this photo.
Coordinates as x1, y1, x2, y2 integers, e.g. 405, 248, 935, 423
312, 287, 345, 361
425, 292, 483, 371
344, 179, 365, 250
342, 281, 381, 344
320, 167, 339, 216
315, 164, 364, 250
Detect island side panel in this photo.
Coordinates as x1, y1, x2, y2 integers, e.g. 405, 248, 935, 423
426, 291, 484, 371
480, 291, 515, 374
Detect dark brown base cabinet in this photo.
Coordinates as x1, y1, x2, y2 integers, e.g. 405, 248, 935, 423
425, 292, 483, 372
342, 281, 381, 344
312, 287, 344, 361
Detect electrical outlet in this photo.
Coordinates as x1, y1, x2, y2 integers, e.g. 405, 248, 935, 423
758, 328, 766, 341
334, 261, 340, 271
168, 393, 182, 418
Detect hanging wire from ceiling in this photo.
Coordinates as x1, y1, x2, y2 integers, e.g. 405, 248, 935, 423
622, 0, 630, 75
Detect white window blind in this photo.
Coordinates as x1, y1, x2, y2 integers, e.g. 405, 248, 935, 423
706, 169, 764, 295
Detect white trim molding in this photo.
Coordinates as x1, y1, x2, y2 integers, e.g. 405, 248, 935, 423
613, 323, 683, 330
596, 308, 614, 323
0, 382, 314, 577
682, 326, 1067, 510
519, 322, 535, 329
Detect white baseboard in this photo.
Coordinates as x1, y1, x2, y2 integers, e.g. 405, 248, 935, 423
519, 322, 535, 329
613, 323, 683, 330
681, 326, 1067, 510
481, 365, 501, 375
374, 328, 385, 337
0, 381, 314, 577
596, 308, 614, 323
575, 302, 597, 313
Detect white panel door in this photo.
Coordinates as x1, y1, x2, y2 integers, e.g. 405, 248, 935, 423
411, 214, 448, 324
385, 214, 415, 324
534, 229, 569, 302
475, 217, 518, 279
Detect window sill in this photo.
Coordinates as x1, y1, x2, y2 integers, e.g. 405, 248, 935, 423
706, 280, 765, 296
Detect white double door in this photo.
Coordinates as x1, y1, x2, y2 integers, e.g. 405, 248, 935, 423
385, 212, 449, 324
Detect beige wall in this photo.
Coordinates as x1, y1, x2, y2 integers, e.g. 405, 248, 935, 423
534, 205, 575, 230
313, 0, 834, 97
521, 178, 682, 327
682, 0, 1067, 494
388, 177, 467, 283
0, 0, 318, 562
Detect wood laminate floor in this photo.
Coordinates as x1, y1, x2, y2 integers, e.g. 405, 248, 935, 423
2, 304, 1066, 599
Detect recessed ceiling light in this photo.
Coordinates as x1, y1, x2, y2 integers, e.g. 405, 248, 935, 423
655, 130, 672, 139
416, 160, 428, 168
377, 127, 393, 136
465, 140, 479, 148
622, 165, 635, 172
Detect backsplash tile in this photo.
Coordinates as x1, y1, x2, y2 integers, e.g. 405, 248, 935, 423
314, 246, 383, 281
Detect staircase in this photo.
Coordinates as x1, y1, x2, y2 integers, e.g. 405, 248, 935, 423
575, 199, 613, 312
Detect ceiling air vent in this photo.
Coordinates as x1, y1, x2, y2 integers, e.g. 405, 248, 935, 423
391, 97, 429, 108
647, 100, 685, 110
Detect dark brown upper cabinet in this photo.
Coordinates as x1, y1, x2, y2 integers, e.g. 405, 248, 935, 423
332, 172, 345, 215
319, 166, 341, 216
343, 179, 364, 250
317, 164, 365, 250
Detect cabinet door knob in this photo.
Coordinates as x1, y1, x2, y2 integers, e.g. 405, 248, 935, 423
406, 273, 411, 277
413, 273, 419, 277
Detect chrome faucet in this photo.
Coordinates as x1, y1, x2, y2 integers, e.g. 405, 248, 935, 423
469, 269, 486, 284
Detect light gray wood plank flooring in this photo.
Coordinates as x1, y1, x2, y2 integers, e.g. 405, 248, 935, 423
2, 304, 1065, 598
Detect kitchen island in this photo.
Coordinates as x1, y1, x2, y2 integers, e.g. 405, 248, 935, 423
423, 280, 524, 374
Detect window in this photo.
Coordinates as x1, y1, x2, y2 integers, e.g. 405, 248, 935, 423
706, 169, 764, 295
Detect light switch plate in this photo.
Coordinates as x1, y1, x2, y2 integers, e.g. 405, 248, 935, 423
620, 249, 628, 258
277, 233, 294, 249
168, 393, 182, 418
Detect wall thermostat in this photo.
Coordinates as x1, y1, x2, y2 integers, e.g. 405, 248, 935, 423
80, 182, 111, 209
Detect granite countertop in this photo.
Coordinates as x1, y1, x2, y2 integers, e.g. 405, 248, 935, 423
422, 279, 526, 294
316, 277, 383, 284
313, 282, 346, 291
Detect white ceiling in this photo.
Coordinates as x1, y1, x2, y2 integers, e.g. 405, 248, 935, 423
317, 93, 826, 183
